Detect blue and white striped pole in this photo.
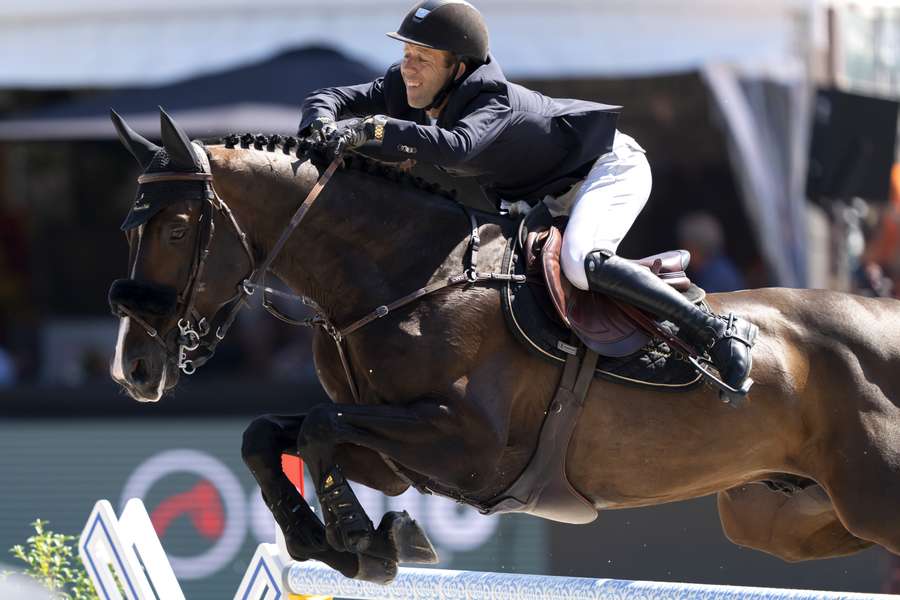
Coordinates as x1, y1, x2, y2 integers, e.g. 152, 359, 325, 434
286, 560, 893, 600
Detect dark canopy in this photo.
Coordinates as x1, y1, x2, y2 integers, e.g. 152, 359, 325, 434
0, 46, 379, 140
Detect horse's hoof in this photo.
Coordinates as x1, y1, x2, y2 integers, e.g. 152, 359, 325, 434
354, 553, 397, 585
380, 511, 439, 564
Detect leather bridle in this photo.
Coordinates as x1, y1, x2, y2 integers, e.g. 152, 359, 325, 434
111, 149, 343, 375
113, 167, 257, 374
113, 146, 524, 404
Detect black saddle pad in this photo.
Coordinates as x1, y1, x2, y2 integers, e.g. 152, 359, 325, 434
499, 210, 702, 391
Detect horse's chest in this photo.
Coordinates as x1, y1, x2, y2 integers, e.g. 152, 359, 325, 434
312, 317, 465, 403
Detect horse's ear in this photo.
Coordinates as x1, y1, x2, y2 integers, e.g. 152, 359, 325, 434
159, 107, 201, 171
110, 109, 160, 170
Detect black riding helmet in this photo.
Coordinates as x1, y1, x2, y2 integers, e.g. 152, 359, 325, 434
387, 0, 489, 62
387, 1, 489, 110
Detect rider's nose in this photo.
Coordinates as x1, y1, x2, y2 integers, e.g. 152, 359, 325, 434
129, 357, 149, 386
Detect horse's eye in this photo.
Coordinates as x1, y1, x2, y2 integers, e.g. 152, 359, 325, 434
170, 228, 188, 241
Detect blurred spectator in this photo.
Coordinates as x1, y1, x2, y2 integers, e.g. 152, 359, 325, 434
862, 164, 900, 297
676, 211, 746, 292
855, 261, 894, 298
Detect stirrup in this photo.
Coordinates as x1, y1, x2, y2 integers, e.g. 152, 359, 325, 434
687, 355, 753, 405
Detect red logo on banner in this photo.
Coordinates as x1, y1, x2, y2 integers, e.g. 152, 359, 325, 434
150, 481, 225, 540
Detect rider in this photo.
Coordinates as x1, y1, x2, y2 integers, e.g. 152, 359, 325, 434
298, 0, 756, 396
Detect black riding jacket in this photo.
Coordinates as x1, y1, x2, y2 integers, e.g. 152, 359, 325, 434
299, 55, 621, 203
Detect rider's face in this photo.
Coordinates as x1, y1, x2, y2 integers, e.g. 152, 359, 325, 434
400, 43, 456, 110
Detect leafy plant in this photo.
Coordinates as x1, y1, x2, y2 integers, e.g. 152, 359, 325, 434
5, 519, 98, 600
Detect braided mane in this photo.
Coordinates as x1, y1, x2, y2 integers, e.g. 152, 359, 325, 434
220, 133, 457, 201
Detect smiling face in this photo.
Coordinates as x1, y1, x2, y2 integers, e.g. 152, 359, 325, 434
400, 43, 460, 110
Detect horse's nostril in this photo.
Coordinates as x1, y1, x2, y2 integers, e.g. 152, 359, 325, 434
130, 358, 149, 385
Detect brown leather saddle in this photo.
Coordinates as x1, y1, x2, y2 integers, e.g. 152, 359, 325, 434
524, 224, 700, 358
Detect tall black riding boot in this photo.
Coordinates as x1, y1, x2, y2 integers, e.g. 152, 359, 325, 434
584, 250, 757, 397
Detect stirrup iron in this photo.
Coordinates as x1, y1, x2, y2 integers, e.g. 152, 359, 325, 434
687, 355, 753, 404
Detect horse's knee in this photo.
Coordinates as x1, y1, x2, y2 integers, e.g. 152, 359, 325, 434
719, 484, 871, 561
241, 416, 282, 466
718, 485, 813, 561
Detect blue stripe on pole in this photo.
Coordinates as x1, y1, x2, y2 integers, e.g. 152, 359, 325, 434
287, 561, 892, 600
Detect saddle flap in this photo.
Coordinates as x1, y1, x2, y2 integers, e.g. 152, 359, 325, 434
539, 226, 649, 357
566, 291, 650, 357
540, 227, 572, 328
526, 230, 551, 274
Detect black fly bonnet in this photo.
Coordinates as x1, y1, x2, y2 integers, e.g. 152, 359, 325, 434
108, 109, 254, 374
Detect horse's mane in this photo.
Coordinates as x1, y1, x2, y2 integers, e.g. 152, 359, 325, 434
218, 133, 457, 201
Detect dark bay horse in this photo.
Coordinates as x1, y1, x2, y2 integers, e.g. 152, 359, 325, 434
111, 111, 893, 583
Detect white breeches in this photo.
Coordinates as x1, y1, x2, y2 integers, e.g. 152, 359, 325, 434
552, 131, 652, 290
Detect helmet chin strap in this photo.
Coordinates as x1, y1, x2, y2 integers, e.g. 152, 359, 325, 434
423, 58, 463, 112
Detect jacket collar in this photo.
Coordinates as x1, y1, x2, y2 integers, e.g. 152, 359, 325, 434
438, 54, 505, 125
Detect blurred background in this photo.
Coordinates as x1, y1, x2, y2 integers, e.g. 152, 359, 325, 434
2, 0, 900, 597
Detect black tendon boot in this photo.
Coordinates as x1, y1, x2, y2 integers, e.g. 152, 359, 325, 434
584, 250, 757, 400
262, 486, 327, 561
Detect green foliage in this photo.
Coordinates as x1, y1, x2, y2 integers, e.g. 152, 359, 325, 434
5, 519, 98, 600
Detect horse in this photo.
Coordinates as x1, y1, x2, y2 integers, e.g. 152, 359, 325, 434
109, 109, 893, 584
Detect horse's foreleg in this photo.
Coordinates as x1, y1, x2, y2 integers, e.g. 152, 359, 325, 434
242, 414, 389, 581
717, 483, 873, 561
242, 414, 327, 555
298, 395, 504, 559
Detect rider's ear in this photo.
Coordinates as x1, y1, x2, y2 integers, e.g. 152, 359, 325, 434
159, 107, 201, 171
455, 61, 467, 80
110, 109, 160, 170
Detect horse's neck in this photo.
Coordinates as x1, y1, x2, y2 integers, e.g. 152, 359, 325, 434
209, 146, 471, 326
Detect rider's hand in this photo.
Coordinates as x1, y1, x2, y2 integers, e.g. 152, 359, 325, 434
338, 115, 388, 149
309, 116, 338, 142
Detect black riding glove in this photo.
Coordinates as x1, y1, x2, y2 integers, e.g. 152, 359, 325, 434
308, 116, 338, 142
337, 115, 387, 149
